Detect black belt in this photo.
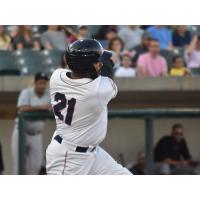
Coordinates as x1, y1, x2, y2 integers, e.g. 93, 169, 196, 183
54, 135, 95, 153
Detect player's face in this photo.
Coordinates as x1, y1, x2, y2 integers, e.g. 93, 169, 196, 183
34, 79, 48, 95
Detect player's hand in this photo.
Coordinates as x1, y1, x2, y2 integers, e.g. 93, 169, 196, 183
40, 104, 52, 112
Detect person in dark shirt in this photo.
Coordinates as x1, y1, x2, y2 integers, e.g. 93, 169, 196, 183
0, 142, 4, 174
154, 124, 199, 174
172, 26, 191, 47
132, 32, 152, 66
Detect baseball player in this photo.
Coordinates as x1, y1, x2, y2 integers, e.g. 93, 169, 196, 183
46, 39, 132, 175
12, 73, 51, 175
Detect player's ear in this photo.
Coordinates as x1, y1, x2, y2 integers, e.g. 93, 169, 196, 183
93, 62, 102, 73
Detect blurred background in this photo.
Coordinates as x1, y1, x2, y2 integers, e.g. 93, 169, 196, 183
0, 25, 200, 175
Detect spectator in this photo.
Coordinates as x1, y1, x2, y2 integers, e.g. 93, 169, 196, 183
0, 25, 12, 50
0, 142, 4, 174
95, 25, 117, 40
132, 31, 152, 65
154, 124, 199, 174
147, 26, 173, 49
77, 25, 89, 39
129, 150, 146, 175
108, 37, 125, 69
115, 55, 136, 77
137, 39, 168, 77
185, 35, 200, 68
118, 25, 144, 50
105, 27, 118, 43
13, 25, 40, 50
170, 56, 190, 76
173, 25, 191, 47
41, 25, 68, 51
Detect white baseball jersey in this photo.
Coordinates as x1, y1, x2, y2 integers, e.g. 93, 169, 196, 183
50, 68, 117, 146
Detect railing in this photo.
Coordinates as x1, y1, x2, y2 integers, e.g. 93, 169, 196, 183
18, 109, 200, 175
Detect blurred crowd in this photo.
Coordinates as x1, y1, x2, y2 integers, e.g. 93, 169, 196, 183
1, 25, 200, 77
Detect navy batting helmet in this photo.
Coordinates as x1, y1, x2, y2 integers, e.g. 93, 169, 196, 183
65, 39, 112, 79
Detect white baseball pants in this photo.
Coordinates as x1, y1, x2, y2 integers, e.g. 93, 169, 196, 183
46, 137, 132, 175
11, 124, 43, 175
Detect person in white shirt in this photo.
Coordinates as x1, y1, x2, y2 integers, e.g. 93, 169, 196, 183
115, 55, 136, 77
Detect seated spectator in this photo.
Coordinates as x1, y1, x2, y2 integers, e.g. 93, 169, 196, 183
108, 37, 125, 69
129, 150, 146, 175
77, 25, 89, 39
41, 25, 68, 51
147, 26, 173, 49
137, 39, 168, 77
154, 124, 199, 174
114, 54, 136, 77
0, 142, 4, 174
95, 25, 117, 40
118, 25, 144, 50
173, 25, 191, 47
0, 25, 12, 50
13, 25, 40, 50
132, 31, 152, 65
185, 35, 200, 68
115, 54, 136, 77
105, 27, 118, 43
99, 27, 118, 49
170, 56, 190, 76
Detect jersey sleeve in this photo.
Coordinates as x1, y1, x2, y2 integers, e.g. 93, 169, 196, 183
98, 76, 118, 106
17, 89, 30, 108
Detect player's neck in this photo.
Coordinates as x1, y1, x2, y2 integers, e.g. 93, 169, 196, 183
70, 72, 84, 79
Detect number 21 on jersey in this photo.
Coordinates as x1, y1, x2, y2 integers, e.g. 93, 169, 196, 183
53, 92, 76, 125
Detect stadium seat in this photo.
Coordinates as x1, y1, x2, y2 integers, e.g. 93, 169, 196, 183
160, 49, 174, 68
190, 68, 200, 76
173, 47, 184, 58
0, 51, 20, 75
41, 50, 63, 67
13, 50, 46, 75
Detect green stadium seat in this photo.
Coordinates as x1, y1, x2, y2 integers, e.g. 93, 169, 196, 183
13, 50, 46, 75
190, 68, 200, 76
0, 51, 20, 75
160, 49, 174, 69
41, 50, 63, 67
173, 47, 184, 58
